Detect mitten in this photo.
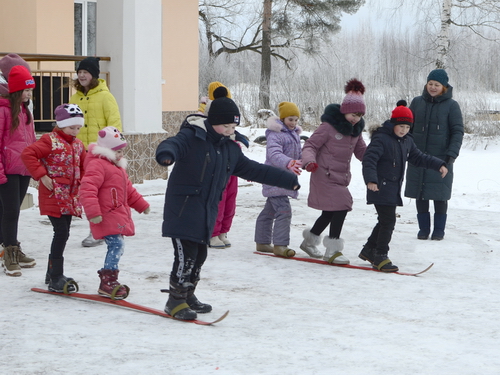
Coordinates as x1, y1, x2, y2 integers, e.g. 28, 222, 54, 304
89, 216, 102, 224
287, 159, 302, 175
143, 207, 151, 214
305, 162, 319, 173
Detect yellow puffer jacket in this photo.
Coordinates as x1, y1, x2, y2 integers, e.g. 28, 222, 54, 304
69, 79, 122, 147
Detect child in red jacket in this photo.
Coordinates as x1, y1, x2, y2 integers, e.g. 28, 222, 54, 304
80, 126, 150, 299
21, 104, 86, 292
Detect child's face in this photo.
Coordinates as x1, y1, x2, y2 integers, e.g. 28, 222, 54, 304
21, 89, 33, 103
115, 149, 124, 160
77, 70, 93, 88
61, 125, 83, 137
213, 123, 237, 136
426, 80, 444, 97
393, 124, 411, 137
344, 113, 362, 125
283, 116, 299, 130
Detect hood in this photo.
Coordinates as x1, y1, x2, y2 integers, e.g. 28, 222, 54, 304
266, 115, 303, 135
87, 143, 127, 169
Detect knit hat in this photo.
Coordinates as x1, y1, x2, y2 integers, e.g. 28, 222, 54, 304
54, 104, 85, 128
208, 81, 232, 100
207, 87, 240, 125
8, 65, 35, 93
77, 57, 100, 79
278, 102, 300, 119
427, 69, 448, 87
97, 126, 127, 150
340, 78, 366, 115
0, 53, 31, 79
390, 100, 413, 125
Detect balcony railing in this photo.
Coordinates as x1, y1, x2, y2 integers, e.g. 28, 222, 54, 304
0, 53, 110, 132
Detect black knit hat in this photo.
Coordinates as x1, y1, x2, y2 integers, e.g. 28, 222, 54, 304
207, 87, 240, 125
77, 57, 100, 78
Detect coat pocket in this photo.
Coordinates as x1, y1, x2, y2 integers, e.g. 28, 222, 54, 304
169, 184, 202, 218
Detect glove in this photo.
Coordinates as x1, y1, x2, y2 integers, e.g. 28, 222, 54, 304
305, 162, 319, 173
143, 207, 151, 214
89, 216, 102, 224
287, 159, 302, 175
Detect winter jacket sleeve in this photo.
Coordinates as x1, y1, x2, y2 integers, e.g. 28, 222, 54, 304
407, 140, 445, 172
447, 100, 464, 160
0, 107, 9, 184
301, 123, 329, 166
265, 130, 292, 169
20, 135, 52, 180
102, 93, 122, 131
126, 179, 149, 213
155, 128, 194, 165
353, 134, 367, 161
362, 136, 384, 185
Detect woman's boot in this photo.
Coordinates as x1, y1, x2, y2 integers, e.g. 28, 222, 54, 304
417, 212, 431, 240
431, 213, 447, 240
2, 245, 22, 277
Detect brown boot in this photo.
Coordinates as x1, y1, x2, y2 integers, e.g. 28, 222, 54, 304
17, 242, 36, 268
2, 245, 22, 277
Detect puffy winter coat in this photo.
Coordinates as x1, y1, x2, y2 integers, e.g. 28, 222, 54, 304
80, 144, 149, 239
69, 79, 122, 147
301, 104, 366, 211
155, 114, 299, 244
363, 121, 445, 206
404, 85, 463, 200
0, 98, 36, 184
21, 128, 86, 217
262, 116, 302, 198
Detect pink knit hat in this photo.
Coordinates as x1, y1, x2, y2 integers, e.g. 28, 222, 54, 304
97, 126, 127, 150
340, 78, 366, 115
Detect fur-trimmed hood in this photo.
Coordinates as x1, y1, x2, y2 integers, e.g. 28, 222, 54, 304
320, 103, 365, 137
88, 143, 127, 169
266, 115, 303, 135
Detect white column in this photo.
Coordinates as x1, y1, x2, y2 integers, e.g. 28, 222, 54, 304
96, 0, 163, 133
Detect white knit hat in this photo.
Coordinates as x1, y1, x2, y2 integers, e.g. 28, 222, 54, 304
54, 104, 84, 128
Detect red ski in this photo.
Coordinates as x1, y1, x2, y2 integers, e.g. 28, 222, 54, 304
254, 252, 433, 276
31, 288, 228, 325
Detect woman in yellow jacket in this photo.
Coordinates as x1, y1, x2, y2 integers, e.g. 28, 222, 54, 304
70, 56, 122, 247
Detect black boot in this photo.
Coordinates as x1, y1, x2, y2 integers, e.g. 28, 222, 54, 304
358, 245, 375, 264
48, 258, 77, 293
431, 213, 447, 240
373, 251, 399, 273
417, 213, 431, 240
187, 281, 212, 313
45, 256, 52, 284
163, 280, 197, 320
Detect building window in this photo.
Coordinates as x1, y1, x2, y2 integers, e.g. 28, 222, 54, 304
74, 0, 97, 56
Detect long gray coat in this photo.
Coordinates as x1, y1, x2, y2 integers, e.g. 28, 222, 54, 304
404, 85, 464, 201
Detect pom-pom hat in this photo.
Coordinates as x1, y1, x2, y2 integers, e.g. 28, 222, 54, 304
8, 65, 35, 93
390, 100, 413, 125
207, 86, 240, 126
427, 69, 448, 87
278, 102, 300, 119
77, 57, 100, 79
97, 126, 127, 150
340, 78, 366, 115
208, 81, 232, 100
54, 104, 84, 128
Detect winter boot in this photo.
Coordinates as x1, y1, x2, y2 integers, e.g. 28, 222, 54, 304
218, 233, 231, 247
15, 242, 36, 268
82, 232, 104, 247
97, 269, 129, 300
273, 245, 296, 258
358, 245, 376, 264
323, 237, 349, 264
372, 251, 399, 272
186, 281, 212, 313
2, 245, 22, 277
48, 258, 78, 293
299, 228, 323, 258
431, 213, 447, 241
209, 235, 226, 248
417, 213, 431, 240
256, 243, 274, 253
163, 280, 198, 320
45, 256, 52, 284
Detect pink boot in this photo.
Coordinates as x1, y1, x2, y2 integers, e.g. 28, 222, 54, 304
97, 269, 129, 300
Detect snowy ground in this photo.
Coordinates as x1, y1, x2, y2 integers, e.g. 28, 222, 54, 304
1, 129, 499, 375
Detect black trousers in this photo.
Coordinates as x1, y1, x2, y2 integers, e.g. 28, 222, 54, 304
0, 174, 31, 246
310, 210, 348, 239
416, 200, 448, 215
48, 215, 73, 259
170, 238, 208, 285
365, 205, 397, 253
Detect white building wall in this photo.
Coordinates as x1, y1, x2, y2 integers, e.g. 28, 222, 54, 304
96, 0, 163, 133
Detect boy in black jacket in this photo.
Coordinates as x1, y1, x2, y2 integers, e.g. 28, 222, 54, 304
156, 88, 300, 320
359, 101, 448, 272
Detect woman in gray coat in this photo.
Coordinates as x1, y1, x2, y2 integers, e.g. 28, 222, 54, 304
404, 69, 464, 240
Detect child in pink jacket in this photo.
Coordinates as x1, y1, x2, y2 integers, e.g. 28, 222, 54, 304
80, 126, 150, 299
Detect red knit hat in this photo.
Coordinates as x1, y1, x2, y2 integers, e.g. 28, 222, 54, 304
8, 65, 35, 93
390, 100, 413, 125
340, 78, 366, 115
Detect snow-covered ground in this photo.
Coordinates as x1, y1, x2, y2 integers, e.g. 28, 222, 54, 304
1, 129, 499, 375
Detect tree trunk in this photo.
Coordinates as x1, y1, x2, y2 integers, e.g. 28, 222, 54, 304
436, 0, 452, 69
259, 0, 272, 109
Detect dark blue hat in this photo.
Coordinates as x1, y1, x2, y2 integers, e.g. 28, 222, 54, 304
427, 69, 448, 87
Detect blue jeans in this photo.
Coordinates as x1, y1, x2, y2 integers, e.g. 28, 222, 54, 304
103, 234, 125, 270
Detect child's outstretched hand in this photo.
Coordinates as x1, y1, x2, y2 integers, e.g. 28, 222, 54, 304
161, 159, 172, 166
143, 207, 151, 214
287, 159, 302, 175
304, 162, 318, 173
439, 165, 448, 178
367, 182, 379, 192
89, 216, 102, 224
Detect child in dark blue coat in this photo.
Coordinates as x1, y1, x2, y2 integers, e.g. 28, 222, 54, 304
359, 101, 448, 272
156, 90, 300, 320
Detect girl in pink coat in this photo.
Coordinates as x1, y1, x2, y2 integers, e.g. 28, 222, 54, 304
0, 65, 37, 277
80, 126, 150, 299
301, 79, 367, 264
